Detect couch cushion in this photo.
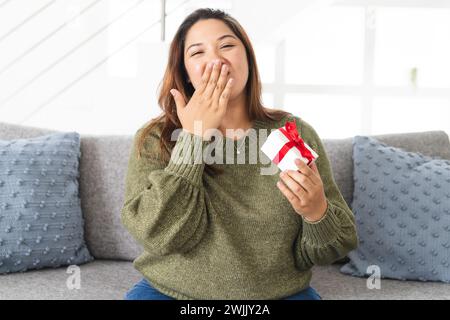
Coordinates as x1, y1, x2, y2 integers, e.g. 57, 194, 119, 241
341, 136, 450, 282
0, 122, 142, 261
0, 132, 93, 273
323, 131, 450, 207
311, 264, 450, 299
0, 260, 142, 300
1, 260, 449, 300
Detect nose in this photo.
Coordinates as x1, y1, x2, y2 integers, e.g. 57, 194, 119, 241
209, 58, 227, 67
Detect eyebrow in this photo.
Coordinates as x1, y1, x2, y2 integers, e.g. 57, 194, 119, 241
186, 34, 237, 53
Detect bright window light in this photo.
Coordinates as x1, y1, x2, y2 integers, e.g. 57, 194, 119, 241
284, 6, 365, 85
284, 93, 363, 139
374, 7, 450, 88
372, 97, 450, 135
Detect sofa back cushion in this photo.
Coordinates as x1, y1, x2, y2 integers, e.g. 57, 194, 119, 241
0, 122, 142, 261
0, 132, 93, 273
341, 135, 450, 282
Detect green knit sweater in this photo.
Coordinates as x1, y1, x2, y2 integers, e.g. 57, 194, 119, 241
121, 114, 357, 300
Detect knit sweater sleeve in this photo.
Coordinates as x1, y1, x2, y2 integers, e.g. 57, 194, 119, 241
293, 117, 358, 270
120, 126, 210, 258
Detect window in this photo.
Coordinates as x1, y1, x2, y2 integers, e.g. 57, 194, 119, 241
374, 7, 450, 88
372, 97, 450, 135
259, 1, 450, 139
285, 6, 365, 86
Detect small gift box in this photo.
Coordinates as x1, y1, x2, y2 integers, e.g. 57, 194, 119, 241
261, 120, 319, 171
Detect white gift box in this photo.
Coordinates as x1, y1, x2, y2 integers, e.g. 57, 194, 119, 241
261, 122, 319, 172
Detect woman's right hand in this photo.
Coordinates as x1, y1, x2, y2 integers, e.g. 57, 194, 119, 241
170, 59, 234, 140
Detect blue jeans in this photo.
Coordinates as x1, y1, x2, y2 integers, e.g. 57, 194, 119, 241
124, 278, 321, 300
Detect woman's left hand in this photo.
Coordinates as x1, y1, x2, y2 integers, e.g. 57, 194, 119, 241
277, 158, 328, 222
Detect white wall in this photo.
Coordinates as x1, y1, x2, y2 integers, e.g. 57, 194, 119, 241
0, 0, 315, 135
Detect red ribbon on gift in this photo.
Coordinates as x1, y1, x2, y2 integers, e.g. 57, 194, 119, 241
273, 120, 315, 166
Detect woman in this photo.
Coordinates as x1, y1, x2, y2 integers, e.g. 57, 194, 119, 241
122, 8, 357, 300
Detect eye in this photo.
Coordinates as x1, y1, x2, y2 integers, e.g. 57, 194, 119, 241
190, 45, 234, 57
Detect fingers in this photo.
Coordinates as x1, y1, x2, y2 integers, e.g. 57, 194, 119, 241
203, 60, 224, 98
170, 89, 186, 112
295, 158, 320, 184
218, 77, 234, 109
212, 63, 230, 100
277, 180, 302, 209
279, 171, 307, 199
198, 61, 214, 93
285, 170, 316, 191
310, 161, 319, 174
193, 60, 233, 109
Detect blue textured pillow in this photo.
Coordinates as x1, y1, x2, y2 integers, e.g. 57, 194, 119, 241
341, 136, 450, 283
0, 132, 93, 274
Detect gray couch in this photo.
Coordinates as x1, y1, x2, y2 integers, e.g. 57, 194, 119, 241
1, 121, 450, 300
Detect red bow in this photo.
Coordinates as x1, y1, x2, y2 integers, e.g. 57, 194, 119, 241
273, 121, 315, 166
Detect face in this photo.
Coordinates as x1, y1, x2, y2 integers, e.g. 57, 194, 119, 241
184, 19, 249, 100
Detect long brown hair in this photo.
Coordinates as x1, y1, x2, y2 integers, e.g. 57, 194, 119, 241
137, 8, 289, 174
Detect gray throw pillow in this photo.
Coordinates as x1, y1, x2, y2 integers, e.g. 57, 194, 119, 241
341, 136, 450, 282
0, 132, 93, 274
